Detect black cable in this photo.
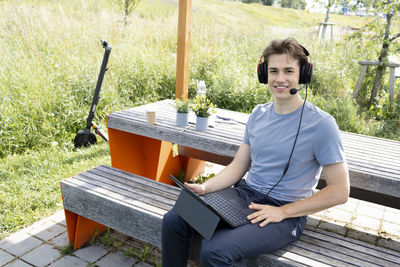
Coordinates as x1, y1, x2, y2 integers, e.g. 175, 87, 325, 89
265, 85, 309, 198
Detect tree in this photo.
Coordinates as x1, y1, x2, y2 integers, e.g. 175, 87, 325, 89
261, 0, 275, 6
313, 0, 346, 39
117, 0, 141, 26
280, 0, 307, 10
243, 0, 260, 3
369, 0, 400, 104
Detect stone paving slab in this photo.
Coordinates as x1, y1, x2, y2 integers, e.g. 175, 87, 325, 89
51, 255, 88, 267
20, 244, 60, 266
0, 231, 42, 257
357, 203, 385, 219
26, 221, 66, 242
134, 262, 154, 267
352, 214, 382, 231
48, 232, 69, 249
95, 250, 137, 267
3, 259, 32, 267
384, 207, 400, 224
45, 212, 66, 226
73, 245, 109, 263
323, 207, 353, 222
0, 249, 14, 266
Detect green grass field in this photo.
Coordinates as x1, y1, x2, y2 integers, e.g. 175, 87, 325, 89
0, 0, 399, 238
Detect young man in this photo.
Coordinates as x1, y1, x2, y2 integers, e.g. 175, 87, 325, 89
162, 38, 350, 266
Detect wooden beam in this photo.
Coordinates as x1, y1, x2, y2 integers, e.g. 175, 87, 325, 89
353, 65, 367, 99
389, 67, 395, 108
175, 0, 192, 100
358, 60, 400, 68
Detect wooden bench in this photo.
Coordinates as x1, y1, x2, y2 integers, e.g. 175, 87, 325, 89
61, 100, 400, 265
60, 165, 400, 266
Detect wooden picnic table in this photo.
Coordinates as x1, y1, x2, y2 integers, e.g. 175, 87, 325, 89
61, 99, 400, 259
106, 99, 400, 208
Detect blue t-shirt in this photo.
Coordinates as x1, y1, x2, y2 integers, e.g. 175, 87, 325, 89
243, 102, 345, 202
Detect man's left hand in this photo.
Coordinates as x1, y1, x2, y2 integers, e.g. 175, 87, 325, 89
247, 203, 287, 227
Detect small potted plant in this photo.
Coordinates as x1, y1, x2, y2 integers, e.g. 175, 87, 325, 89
190, 95, 216, 131
174, 97, 190, 127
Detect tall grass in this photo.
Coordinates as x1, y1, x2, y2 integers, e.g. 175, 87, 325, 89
1, 0, 397, 158
0, 142, 110, 239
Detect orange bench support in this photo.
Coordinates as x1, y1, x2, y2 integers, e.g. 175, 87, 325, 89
63, 210, 107, 250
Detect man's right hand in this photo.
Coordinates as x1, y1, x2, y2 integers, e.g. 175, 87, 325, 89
185, 182, 206, 195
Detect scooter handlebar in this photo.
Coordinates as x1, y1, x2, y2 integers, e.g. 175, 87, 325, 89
101, 40, 112, 51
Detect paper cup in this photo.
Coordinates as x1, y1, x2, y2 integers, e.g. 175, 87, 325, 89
146, 107, 157, 125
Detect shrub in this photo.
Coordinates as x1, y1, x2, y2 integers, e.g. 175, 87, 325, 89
173, 98, 190, 113
191, 95, 216, 118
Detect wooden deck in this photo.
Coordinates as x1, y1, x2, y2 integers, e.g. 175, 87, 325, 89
107, 99, 400, 208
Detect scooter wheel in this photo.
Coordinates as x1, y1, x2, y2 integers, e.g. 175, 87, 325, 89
74, 131, 97, 148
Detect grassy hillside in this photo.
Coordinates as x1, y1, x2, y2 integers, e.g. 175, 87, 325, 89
0, 0, 396, 157
0, 0, 398, 238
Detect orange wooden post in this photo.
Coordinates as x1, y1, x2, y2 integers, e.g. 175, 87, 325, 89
175, 0, 192, 100
174, 0, 207, 179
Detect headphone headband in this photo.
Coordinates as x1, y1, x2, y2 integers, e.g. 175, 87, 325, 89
257, 44, 313, 85
300, 45, 310, 57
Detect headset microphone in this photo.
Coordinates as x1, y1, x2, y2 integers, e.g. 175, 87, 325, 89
290, 88, 303, 95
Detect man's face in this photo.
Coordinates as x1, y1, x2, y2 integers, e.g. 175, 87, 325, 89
267, 54, 300, 101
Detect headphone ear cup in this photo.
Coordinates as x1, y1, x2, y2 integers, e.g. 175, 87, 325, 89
257, 62, 268, 84
299, 62, 313, 84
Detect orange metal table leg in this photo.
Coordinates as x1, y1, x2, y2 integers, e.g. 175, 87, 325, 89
180, 157, 205, 181
108, 127, 205, 185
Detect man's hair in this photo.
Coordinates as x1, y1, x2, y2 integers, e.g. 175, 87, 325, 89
262, 38, 308, 67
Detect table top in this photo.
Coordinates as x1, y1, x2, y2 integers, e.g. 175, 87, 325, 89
107, 99, 248, 158
107, 99, 400, 202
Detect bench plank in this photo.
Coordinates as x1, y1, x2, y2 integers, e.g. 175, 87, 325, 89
294, 239, 389, 267
303, 226, 400, 263
283, 244, 360, 266
61, 165, 400, 266
81, 170, 178, 205
66, 176, 171, 214
238, 250, 320, 267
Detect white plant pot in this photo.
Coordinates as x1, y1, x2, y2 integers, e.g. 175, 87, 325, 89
195, 116, 209, 131
176, 112, 189, 127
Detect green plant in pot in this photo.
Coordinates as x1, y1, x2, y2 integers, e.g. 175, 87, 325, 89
191, 95, 216, 131
174, 97, 190, 127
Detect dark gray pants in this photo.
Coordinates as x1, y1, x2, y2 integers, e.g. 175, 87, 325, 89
161, 180, 307, 267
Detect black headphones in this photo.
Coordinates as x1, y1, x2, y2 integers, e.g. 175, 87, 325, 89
257, 45, 313, 85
